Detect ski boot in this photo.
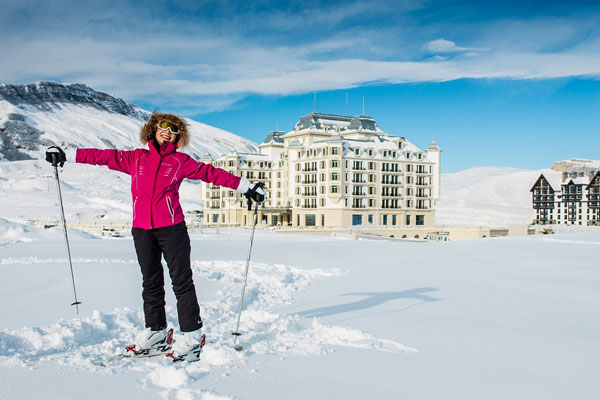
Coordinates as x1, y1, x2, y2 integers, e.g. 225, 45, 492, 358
125, 327, 173, 357
166, 329, 206, 362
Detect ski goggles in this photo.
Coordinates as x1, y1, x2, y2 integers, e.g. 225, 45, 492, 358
156, 120, 180, 134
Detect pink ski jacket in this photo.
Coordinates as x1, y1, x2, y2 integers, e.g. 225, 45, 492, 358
76, 141, 241, 229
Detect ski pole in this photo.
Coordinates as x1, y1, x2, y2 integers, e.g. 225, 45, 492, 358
46, 147, 82, 314
232, 198, 260, 350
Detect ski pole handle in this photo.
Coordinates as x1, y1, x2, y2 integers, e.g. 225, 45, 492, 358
244, 182, 265, 211
45, 146, 67, 168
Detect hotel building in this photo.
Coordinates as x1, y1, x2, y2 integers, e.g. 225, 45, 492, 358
530, 170, 600, 226
198, 112, 442, 230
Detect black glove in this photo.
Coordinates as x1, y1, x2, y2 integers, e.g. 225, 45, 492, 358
245, 182, 266, 203
45, 146, 66, 167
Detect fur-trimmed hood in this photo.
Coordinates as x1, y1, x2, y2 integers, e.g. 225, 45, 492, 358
139, 112, 190, 148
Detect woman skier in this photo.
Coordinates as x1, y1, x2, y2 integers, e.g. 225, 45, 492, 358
46, 112, 265, 362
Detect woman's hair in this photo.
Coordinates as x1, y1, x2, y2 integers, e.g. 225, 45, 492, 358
139, 112, 190, 148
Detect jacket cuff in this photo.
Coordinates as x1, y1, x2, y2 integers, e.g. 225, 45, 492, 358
236, 177, 250, 194
66, 148, 77, 163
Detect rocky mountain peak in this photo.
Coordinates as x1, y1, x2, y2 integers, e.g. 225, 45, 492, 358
0, 82, 149, 120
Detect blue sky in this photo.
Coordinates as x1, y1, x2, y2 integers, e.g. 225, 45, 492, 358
1, 0, 599, 172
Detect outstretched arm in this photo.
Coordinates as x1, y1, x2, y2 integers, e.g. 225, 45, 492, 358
76, 148, 136, 175
183, 157, 242, 190
184, 157, 266, 201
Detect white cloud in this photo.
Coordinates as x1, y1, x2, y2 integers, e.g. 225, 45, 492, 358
2, 33, 600, 113
426, 38, 488, 53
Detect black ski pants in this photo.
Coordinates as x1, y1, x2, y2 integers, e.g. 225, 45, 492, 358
132, 222, 202, 332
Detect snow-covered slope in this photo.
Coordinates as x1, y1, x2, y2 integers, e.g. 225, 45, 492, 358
0, 82, 258, 162
435, 167, 562, 226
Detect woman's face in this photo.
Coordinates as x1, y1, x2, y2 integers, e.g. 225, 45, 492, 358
155, 126, 177, 145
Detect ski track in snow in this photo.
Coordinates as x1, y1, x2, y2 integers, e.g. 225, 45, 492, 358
0, 258, 416, 399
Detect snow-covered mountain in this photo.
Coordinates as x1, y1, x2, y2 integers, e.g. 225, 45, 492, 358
0, 81, 258, 162
435, 167, 561, 227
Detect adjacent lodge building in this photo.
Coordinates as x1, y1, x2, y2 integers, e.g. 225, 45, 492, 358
530, 169, 600, 226
198, 112, 441, 234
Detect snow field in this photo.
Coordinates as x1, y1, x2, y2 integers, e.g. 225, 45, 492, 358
0, 222, 416, 399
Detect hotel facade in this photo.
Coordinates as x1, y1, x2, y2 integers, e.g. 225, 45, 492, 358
530, 170, 600, 226
198, 113, 441, 230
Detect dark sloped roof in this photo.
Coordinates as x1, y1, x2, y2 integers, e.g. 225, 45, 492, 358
348, 115, 377, 131
530, 174, 556, 192
294, 112, 378, 132
262, 130, 285, 144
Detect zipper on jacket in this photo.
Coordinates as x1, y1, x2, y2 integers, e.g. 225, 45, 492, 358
166, 195, 175, 224
133, 196, 138, 221
150, 157, 162, 229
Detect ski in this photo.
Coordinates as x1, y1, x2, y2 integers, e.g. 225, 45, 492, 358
98, 348, 171, 367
